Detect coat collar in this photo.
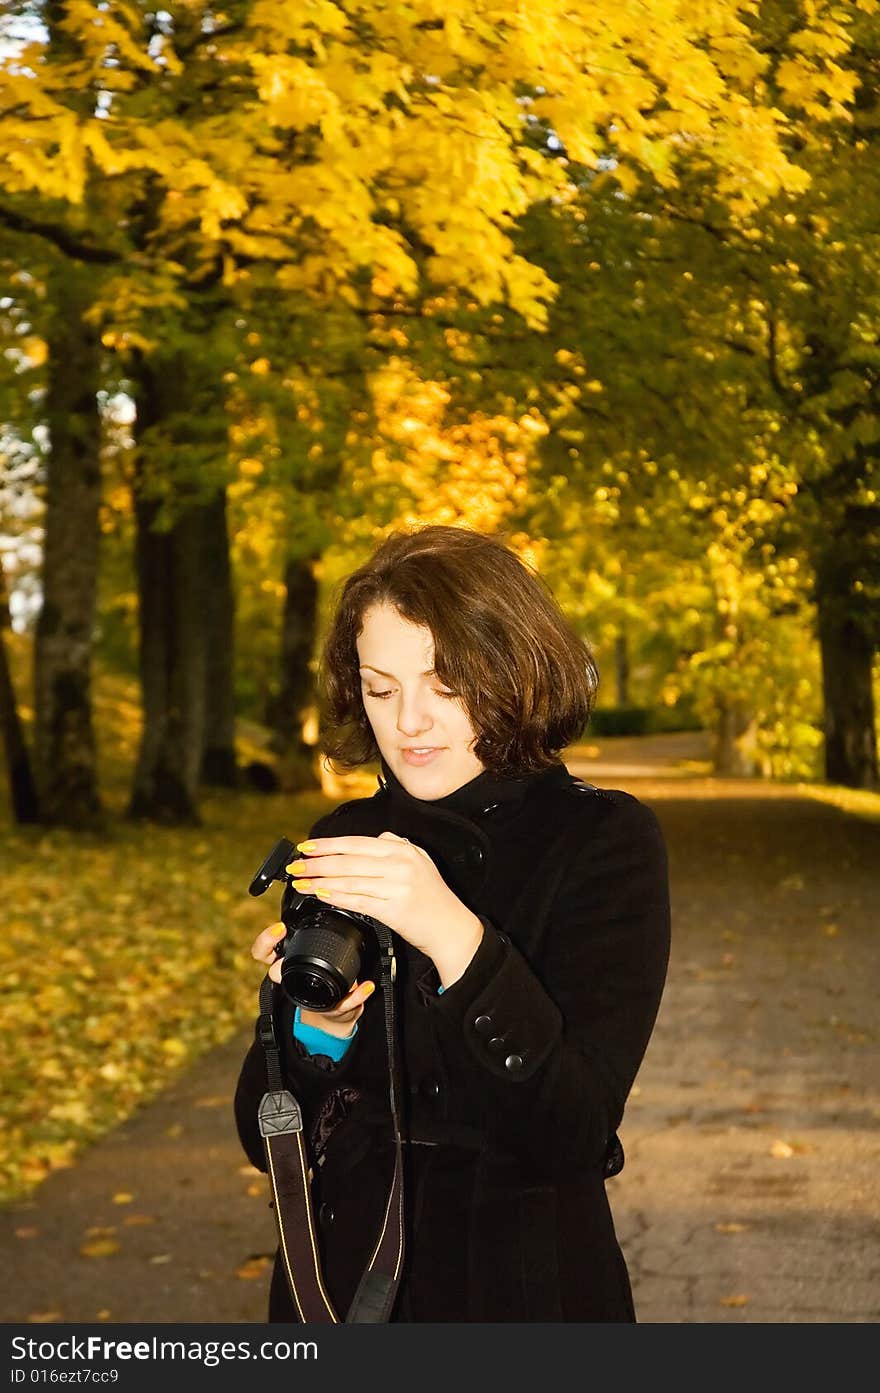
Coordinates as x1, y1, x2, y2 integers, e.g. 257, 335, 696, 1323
376, 755, 573, 823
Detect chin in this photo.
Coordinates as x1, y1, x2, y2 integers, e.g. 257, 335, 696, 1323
397, 766, 454, 799
392, 754, 479, 801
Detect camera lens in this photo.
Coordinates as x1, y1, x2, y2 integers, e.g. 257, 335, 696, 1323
279, 913, 365, 1011
288, 970, 340, 1012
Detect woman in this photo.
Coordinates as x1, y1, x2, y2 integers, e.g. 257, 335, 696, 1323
234, 524, 671, 1323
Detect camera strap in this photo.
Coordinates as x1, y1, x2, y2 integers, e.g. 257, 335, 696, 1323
256, 926, 405, 1324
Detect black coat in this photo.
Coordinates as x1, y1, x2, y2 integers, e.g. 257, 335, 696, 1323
234, 758, 671, 1323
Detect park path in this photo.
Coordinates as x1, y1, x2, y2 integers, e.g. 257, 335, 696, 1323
2, 735, 878, 1324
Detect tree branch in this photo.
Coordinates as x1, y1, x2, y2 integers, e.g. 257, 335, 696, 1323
0, 202, 121, 264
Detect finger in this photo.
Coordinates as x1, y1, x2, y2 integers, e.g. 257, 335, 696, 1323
252, 922, 286, 963
326, 979, 363, 1013
322, 980, 376, 1022
310, 881, 391, 904
350, 980, 376, 1008
294, 835, 395, 859
285, 854, 391, 880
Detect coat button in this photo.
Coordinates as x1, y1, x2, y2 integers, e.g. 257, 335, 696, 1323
467, 844, 485, 868
504, 1054, 524, 1073
421, 1076, 442, 1100
473, 1014, 493, 1035
488, 1036, 508, 1054
319, 1203, 335, 1226
481, 802, 500, 816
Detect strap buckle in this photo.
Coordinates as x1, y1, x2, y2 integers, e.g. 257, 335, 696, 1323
258, 1012, 277, 1051
259, 1089, 304, 1138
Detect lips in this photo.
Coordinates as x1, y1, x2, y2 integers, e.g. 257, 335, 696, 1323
401, 747, 444, 765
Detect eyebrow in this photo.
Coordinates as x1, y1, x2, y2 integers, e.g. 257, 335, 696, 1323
359, 665, 436, 679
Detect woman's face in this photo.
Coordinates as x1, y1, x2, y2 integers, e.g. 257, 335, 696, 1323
356, 601, 485, 800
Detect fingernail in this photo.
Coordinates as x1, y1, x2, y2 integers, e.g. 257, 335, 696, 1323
286, 861, 308, 875
362, 982, 376, 999
297, 841, 317, 852
315, 888, 331, 900
292, 879, 312, 891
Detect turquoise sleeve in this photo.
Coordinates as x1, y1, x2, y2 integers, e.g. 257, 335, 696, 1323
292, 1006, 357, 1062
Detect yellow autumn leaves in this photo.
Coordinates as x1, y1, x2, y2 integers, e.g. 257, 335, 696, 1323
0, 783, 333, 1205
3, 0, 873, 335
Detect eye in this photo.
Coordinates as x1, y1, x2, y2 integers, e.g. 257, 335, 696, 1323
365, 689, 393, 700
434, 688, 458, 699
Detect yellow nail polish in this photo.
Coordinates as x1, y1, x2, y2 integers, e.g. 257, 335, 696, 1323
362, 982, 376, 999
292, 879, 312, 890
286, 861, 308, 875
315, 888, 331, 899
297, 840, 317, 852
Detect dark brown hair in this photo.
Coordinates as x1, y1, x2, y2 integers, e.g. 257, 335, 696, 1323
318, 524, 599, 775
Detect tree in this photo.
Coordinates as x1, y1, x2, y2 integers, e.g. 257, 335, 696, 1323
439, 1, 880, 785
0, 549, 40, 823
33, 259, 105, 824
3, 0, 868, 819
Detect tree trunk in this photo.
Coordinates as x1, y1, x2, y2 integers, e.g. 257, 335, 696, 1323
0, 558, 41, 823
32, 264, 103, 827
266, 554, 321, 792
127, 359, 208, 824
200, 489, 238, 787
711, 695, 759, 777
815, 584, 879, 790
614, 629, 630, 708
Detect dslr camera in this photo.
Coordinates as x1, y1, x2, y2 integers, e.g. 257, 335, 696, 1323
248, 836, 381, 1011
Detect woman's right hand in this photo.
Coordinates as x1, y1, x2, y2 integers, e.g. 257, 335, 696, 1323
250, 922, 376, 1038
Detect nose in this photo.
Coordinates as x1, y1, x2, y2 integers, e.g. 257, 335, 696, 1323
395, 686, 433, 738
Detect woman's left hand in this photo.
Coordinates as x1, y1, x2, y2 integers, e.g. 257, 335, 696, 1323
285, 832, 484, 985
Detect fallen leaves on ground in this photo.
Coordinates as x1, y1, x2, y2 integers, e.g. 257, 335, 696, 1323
770, 1138, 814, 1158
720, 1293, 750, 1307
235, 1255, 273, 1280
777, 873, 805, 892
0, 789, 332, 1205
80, 1237, 121, 1259
770, 1139, 795, 1158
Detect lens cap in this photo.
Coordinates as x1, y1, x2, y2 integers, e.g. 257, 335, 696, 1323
248, 837, 297, 897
